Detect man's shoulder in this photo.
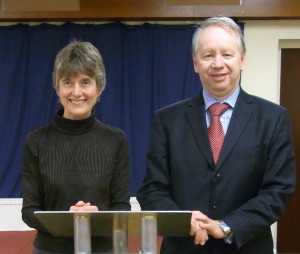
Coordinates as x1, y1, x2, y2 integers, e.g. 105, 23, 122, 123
157, 97, 197, 114
241, 90, 286, 113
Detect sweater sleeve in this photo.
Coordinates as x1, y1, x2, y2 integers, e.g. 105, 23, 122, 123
109, 131, 131, 211
21, 133, 50, 233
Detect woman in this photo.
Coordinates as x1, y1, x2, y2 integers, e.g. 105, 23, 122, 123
21, 41, 131, 253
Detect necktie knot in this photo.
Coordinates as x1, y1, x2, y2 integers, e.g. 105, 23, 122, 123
209, 103, 229, 116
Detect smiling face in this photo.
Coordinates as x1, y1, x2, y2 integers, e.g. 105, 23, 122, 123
56, 72, 101, 120
193, 25, 246, 100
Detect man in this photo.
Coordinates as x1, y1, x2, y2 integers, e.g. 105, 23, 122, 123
137, 17, 296, 254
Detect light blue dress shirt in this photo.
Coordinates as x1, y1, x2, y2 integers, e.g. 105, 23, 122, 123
203, 86, 240, 134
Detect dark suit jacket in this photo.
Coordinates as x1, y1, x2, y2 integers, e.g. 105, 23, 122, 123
137, 88, 296, 254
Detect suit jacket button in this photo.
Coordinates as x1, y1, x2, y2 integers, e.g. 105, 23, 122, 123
215, 173, 221, 178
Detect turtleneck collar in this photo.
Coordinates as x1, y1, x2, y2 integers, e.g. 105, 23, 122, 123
53, 108, 98, 135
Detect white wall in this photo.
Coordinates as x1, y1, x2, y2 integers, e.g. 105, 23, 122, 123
0, 198, 32, 231
242, 20, 300, 102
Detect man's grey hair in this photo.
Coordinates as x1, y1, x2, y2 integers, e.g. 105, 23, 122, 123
192, 17, 246, 56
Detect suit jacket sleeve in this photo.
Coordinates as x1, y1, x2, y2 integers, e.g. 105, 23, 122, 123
137, 111, 181, 210
224, 107, 296, 248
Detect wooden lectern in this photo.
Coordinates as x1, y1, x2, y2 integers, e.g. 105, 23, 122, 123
35, 211, 191, 254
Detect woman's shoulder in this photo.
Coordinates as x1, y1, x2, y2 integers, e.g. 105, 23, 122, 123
95, 120, 126, 137
25, 122, 54, 144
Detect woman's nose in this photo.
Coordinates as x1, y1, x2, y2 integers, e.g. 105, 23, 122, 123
72, 84, 82, 95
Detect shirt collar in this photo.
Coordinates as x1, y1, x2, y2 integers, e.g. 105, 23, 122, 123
203, 86, 240, 110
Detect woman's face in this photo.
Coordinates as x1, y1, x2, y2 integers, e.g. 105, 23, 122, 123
56, 72, 101, 120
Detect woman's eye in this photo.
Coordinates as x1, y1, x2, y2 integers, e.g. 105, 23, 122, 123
62, 81, 72, 87
82, 81, 92, 87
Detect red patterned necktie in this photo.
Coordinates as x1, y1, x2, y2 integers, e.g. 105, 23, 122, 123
208, 103, 229, 165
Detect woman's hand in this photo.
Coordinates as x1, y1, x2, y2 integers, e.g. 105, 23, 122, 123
69, 200, 98, 211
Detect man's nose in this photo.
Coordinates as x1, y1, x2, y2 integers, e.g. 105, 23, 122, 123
212, 55, 224, 68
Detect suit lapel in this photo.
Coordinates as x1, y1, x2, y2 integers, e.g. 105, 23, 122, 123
185, 95, 214, 166
217, 90, 254, 168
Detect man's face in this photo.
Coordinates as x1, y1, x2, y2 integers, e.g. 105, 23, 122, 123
193, 26, 246, 100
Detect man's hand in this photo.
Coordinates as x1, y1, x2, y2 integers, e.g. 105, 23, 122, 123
190, 211, 226, 245
190, 211, 209, 245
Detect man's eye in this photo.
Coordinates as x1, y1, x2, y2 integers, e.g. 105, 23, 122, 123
204, 54, 213, 59
224, 53, 232, 58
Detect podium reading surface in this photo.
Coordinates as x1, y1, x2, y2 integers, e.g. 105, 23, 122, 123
34, 211, 192, 237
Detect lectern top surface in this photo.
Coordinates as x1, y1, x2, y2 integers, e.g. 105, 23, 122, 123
34, 211, 192, 237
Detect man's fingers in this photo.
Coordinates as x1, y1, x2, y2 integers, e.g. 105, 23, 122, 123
194, 228, 208, 245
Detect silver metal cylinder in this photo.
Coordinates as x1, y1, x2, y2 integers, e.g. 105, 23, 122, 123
141, 215, 157, 254
74, 214, 91, 254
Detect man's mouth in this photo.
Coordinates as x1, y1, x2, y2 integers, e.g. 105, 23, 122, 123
211, 73, 227, 77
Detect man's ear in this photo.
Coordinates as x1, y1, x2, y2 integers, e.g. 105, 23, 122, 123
240, 54, 246, 71
193, 56, 199, 73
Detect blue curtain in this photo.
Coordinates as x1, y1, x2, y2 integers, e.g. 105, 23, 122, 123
0, 22, 201, 197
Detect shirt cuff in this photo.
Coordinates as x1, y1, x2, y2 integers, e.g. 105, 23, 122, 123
224, 231, 234, 244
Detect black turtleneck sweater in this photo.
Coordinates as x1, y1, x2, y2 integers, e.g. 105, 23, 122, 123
21, 109, 131, 253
